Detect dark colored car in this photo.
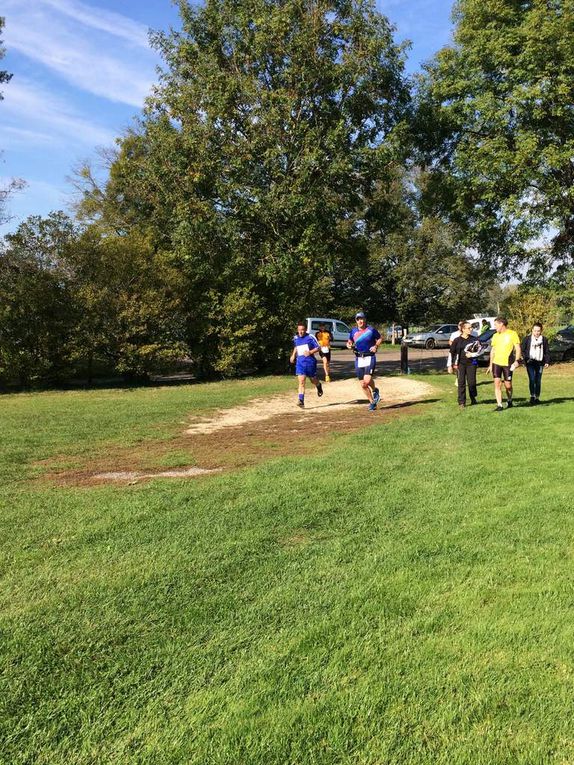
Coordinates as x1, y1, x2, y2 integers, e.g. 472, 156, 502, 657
549, 325, 574, 362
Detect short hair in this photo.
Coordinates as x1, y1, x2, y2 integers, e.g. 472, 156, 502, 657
458, 321, 464, 329
297, 320, 306, 328
495, 316, 508, 326
533, 321, 543, 330
462, 321, 472, 329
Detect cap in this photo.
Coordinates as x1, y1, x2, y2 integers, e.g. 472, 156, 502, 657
355, 311, 366, 319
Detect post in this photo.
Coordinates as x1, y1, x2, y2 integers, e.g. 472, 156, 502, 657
400, 340, 409, 374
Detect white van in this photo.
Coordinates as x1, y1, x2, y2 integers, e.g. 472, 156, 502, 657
306, 317, 352, 348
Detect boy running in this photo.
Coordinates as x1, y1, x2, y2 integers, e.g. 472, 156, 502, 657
290, 321, 324, 408
487, 316, 521, 411
315, 322, 333, 382
347, 311, 382, 411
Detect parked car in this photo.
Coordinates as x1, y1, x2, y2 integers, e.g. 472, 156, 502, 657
474, 328, 496, 366
549, 325, 574, 361
402, 324, 459, 349
306, 317, 352, 348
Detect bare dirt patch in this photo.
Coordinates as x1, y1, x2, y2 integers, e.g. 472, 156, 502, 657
40, 377, 435, 486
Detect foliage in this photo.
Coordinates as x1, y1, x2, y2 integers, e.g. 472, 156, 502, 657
501, 285, 560, 338
416, 0, 574, 273
0, 214, 77, 387
79, 0, 411, 374
0, 16, 11, 98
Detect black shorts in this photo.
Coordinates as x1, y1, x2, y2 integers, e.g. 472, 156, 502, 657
319, 349, 331, 361
492, 363, 513, 381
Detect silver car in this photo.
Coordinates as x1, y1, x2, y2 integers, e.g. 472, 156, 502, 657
403, 323, 459, 349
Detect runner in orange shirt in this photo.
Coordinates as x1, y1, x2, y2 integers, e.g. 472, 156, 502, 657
315, 322, 333, 382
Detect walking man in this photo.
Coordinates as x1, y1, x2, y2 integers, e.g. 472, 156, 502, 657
290, 321, 323, 408
315, 322, 333, 382
487, 317, 521, 411
521, 322, 550, 404
451, 321, 480, 408
347, 311, 382, 411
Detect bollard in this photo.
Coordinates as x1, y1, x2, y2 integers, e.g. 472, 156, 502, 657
400, 341, 409, 374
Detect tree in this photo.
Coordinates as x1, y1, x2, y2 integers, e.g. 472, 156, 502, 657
0, 17, 25, 226
0, 17, 11, 98
416, 0, 574, 274
85, 0, 411, 375
0, 214, 77, 387
501, 286, 560, 338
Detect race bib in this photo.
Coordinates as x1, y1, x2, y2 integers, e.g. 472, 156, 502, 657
296, 344, 309, 356
357, 355, 372, 368
321, 346, 329, 353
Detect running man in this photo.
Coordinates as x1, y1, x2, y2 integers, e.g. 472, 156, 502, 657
347, 311, 382, 411
315, 322, 333, 382
290, 321, 324, 408
487, 316, 521, 411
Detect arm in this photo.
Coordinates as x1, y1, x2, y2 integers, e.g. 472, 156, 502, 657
369, 330, 382, 353
543, 337, 550, 366
346, 331, 354, 349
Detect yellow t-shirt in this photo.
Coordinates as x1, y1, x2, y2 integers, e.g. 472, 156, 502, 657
491, 329, 520, 366
315, 331, 331, 349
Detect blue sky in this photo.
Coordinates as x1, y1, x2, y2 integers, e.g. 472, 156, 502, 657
1, 0, 455, 231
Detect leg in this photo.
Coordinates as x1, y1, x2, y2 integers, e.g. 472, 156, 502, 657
526, 363, 536, 398
535, 364, 543, 399
467, 365, 478, 403
494, 376, 503, 407
504, 378, 513, 403
310, 376, 323, 397
361, 373, 374, 403
457, 366, 467, 405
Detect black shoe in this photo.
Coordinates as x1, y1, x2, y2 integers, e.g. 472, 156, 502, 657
534, 398, 540, 405
507, 400, 513, 408
494, 405, 504, 412
530, 397, 536, 405
297, 399, 304, 408
470, 398, 477, 405
317, 383, 323, 398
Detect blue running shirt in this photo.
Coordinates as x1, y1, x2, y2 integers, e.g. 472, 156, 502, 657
349, 326, 381, 352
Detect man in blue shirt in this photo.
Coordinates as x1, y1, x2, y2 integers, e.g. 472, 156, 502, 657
290, 321, 324, 408
347, 311, 382, 411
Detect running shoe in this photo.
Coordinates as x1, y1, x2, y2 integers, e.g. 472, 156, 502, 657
494, 405, 504, 412
325, 375, 331, 382
297, 400, 304, 408
368, 402, 377, 411
507, 400, 513, 408
373, 387, 380, 405
317, 383, 324, 397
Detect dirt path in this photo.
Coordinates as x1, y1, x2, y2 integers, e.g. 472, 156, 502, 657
42, 376, 437, 486
186, 376, 434, 435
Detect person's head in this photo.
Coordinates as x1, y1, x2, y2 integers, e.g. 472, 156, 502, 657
494, 316, 508, 333
532, 322, 543, 338
319, 323, 326, 331
296, 321, 306, 336
355, 311, 366, 328
461, 321, 472, 337
482, 319, 489, 326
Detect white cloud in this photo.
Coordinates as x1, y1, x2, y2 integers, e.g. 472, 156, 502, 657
3, 0, 158, 107
38, 0, 151, 48
2, 79, 117, 148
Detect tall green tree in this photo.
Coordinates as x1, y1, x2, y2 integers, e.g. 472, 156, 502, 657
86, 0, 410, 375
416, 0, 574, 273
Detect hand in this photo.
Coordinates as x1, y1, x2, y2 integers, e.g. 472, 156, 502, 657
346, 340, 353, 349
303, 350, 310, 357
544, 363, 549, 368
369, 345, 377, 353
453, 365, 458, 371
447, 366, 453, 374
486, 366, 492, 376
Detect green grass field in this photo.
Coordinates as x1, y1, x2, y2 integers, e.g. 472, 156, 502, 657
2, 367, 574, 764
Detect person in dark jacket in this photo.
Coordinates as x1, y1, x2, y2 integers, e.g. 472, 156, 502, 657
521, 322, 550, 404
451, 321, 480, 408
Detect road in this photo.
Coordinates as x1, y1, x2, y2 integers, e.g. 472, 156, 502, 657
328, 346, 450, 379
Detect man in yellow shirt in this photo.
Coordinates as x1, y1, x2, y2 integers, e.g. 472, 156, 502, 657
488, 316, 521, 411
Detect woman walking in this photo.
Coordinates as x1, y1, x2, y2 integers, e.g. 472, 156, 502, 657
521, 322, 550, 405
